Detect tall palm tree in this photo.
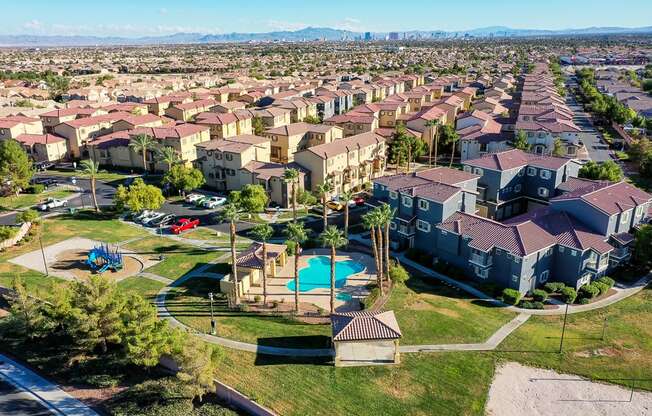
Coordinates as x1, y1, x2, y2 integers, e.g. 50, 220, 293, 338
249, 223, 274, 306
340, 189, 355, 242
379, 203, 395, 281
157, 146, 180, 171
285, 221, 308, 313
219, 203, 241, 307
316, 181, 333, 231
80, 159, 100, 212
362, 209, 383, 296
448, 129, 460, 168
424, 119, 440, 167
320, 226, 347, 314
282, 168, 300, 221
129, 133, 155, 173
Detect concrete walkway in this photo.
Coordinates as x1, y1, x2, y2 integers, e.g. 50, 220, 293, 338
0, 353, 99, 416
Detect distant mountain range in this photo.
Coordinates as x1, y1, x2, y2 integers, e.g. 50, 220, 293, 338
1, 25, 652, 46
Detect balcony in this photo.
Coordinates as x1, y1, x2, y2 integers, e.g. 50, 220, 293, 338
610, 247, 630, 261
469, 252, 493, 267
585, 257, 609, 272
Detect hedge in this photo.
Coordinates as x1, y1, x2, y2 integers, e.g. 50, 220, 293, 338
544, 282, 566, 293
389, 262, 410, 284
560, 287, 577, 304
0, 226, 19, 241
597, 276, 615, 288
593, 281, 610, 296
532, 289, 548, 302
579, 283, 600, 299
26, 184, 45, 194
16, 209, 39, 224
518, 300, 544, 310
502, 288, 522, 305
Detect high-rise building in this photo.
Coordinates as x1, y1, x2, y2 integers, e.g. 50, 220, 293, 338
388, 32, 399, 40
364, 32, 372, 41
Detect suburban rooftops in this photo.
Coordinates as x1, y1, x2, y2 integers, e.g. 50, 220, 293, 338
464, 148, 571, 171
551, 180, 652, 215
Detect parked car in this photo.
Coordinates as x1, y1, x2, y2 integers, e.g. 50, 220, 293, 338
170, 218, 200, 234
34, 161, 55, 172
193, 196, 209, 206
38, 198, 68, 211
132, 210, 153, 222
142, 212, 166, 226
30, 178, 58, 188
202, 196, 227, 209
353, 196, 365, 206
185, 193, 203, 204
149, 213, 175, 227
326, 200, 345, 211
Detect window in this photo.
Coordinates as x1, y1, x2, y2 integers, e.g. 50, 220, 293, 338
540, 169, 551, 180
402, 196, 412, 207
440, 230, 448, 236
559, 246, 565, 253
570, 249, 577, 256
527, 167, 537, 176
540, 270, 549, 283
538, 187, 549, 198
636, 205, 643, 216
225, 153, 233, 161
518, 169, 525, 177
621, 211, 630, 224
390, 222, 397, 230
216, 153, 223, 160
475, 267, 489, 279
389, 190, 398, 200
511, 274, 519, 283
463, 165, 472, 173
418, 199, 429, 211
514, 184, 522, 192
417, 220, 430, 232
474, 168, 483, 176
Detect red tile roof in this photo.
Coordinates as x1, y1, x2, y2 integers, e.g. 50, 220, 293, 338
331, 310, 402, 342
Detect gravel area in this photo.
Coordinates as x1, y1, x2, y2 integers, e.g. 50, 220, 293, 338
486, 362, 652, 416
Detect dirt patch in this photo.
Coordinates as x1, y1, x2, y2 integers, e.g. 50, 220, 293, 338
574, 347, 621, 358
51, 249, 143, 281
431, 307, 461, 318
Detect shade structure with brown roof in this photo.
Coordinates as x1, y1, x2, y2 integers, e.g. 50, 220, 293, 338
331, 310, 402, 367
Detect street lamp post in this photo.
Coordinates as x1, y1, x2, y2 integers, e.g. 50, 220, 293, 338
39, 234, 48, 276
208, 292, 216, 335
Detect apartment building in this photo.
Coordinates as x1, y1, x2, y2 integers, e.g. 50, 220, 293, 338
15, 133, 68, 162
0, 116, 43, 140
294, 131, 385, 196
324, 113, 379, 137
143, 94, 192, 116
164, 99, 219, 121
195, 111, 253, 140
39, 107, 107, 133
54, 112, 131, 158
263, 122, 344, 164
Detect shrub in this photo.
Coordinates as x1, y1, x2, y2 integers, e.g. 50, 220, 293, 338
389, 262, 410, 284
578, 297, 590, 305
25, 184, 45, 194
560, 287, 577, 304
16, 209, 39, 224
593, 281, 610, 296
253, 295, 261, 303
597, 276, 615, 288
362, 285, 380, 310
579, 283, 600, 299
284, 240, 297, 256
0, 226, 18, 241
518, 300, 544, 310
544, 282, 566, 293
502, 288, 522, 305
532, 289, 548, 302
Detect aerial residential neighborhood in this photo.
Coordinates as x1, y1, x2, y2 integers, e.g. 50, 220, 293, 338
1, 1, 652, 415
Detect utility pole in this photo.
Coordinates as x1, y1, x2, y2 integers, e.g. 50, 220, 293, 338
39, 234, 48, 276
559, 303, 569, 353
208, 292, 216, 335
601, 316, 608, 341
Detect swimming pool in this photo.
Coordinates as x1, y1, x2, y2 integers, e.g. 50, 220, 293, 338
286, 255, 365, 292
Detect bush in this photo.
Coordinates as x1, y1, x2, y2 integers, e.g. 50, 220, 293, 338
560, 287, 577, 304
253, 295, 261, 303
502, 288, 522, 305
0, 226, 18, 241
597, 276, 615, 288
518, 300, 544, 309
578, 297, 590, 305
389, 262, 410, 284
16, 209, 39, 224
544, 282, 566, 293
532, 289, 548, 302
579, 283, 600, 300
593, 281, 610, 296
362, 285, 380, 310
284, 240, 297, 256
25, 184, 45, 194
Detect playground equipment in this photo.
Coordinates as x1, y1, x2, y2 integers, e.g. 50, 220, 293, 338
86, 243, 123, 274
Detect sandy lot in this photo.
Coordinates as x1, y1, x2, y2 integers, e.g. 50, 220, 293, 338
486, 362, 652, 416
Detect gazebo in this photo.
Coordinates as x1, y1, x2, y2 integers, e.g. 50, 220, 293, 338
219, 242, 287, 297
331, 310, 402, 367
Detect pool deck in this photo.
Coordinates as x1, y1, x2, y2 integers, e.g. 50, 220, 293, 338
244, 248, 376, 312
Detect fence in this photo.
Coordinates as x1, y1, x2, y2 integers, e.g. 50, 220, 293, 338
0, 222, 32, 250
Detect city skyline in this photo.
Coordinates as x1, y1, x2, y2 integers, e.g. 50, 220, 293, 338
4, 0, 652, 37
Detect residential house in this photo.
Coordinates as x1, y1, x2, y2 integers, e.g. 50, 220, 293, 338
262, 122, 344, 164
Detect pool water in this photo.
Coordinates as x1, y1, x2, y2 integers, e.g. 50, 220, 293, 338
286, 256, 365, 292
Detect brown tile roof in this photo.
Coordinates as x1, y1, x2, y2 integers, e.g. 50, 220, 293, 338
551, 181, 652, 215
464, 149, 570, 171
331, 310, 402, 342
302, 131, 384, 159
236, 242, 286, 270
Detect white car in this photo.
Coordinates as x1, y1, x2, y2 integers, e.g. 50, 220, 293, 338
136, 210, 158, 224
142, 212, 166, 226
185, 193, 204, 204
132, 210, 153, 222
38, 198, 68, 211
202, 196, 227, 209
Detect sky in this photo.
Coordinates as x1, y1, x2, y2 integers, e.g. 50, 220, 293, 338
4, 0, 652, 37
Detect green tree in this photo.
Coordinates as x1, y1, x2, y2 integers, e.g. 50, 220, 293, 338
0, 139, 34, 196
16, 208, 39, 224
8, 276, 45, 339
552, 138, 565, 157
228, 184, 268, 213
252, 116, 265, 135
362, 208, 384, 296
320, 226, 347, 314
70, 275, 125, 353
634, 224, 652, 267
282, 168, 300, 220
219, 203, 242, 306
379, 203, 395, 281
114, 178, 165, 213
316, 181, 333, 231
285, 221, 308, 313
80, 159, 100, 212
157, 146, 180, 171
296, 189, 317, 207
129, 133, 156, 173
249, 224, 274, 305
303, 115, 321, 124
42, 282, 73, 336
424, 120, 440, 167
440, 125, 460, 167
173, 332, 220, 401
578, 160, 623, 182
163, 164, 205, 197
512, 129, 530, 151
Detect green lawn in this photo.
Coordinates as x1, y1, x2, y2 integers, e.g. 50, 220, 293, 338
384, 275, 516, 345
46, 168, 133, 182
117, 276, 166, 301
0, 188, 76, 210
180, 227, 252, 247
217, 350, 494, 416
166, 276, 331, 348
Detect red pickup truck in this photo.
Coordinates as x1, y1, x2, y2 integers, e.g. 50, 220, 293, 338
170, 218, 200, 234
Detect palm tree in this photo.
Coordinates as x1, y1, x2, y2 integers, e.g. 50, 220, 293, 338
340, 189, 355, 242
282, 168, 300, 221
249, 223, 274, 306
220, 203, 241, 307
379, 203, 395, 281
424, 119, 440, 167
129, 133, 155, 173
362, 209, 383, 296
316, 181, 333, 231
157, 146, 180, 171
80, 159, 100, 212
285, 221, 308, 313
320, 226, 347, 314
